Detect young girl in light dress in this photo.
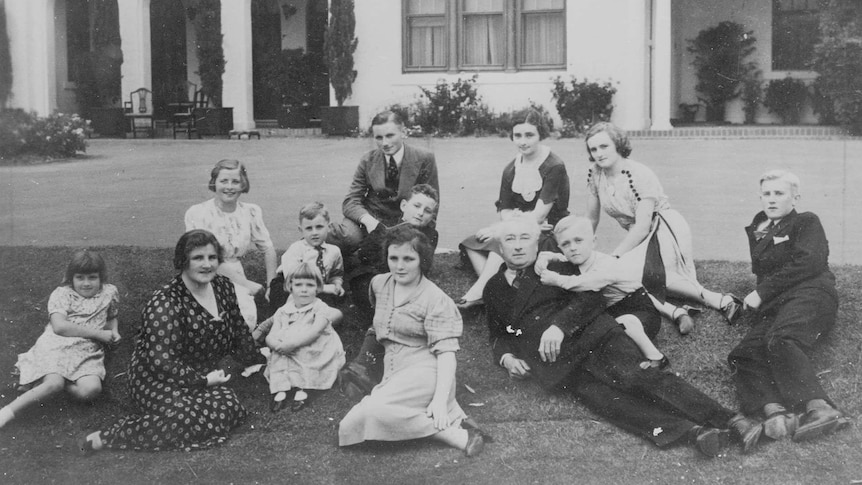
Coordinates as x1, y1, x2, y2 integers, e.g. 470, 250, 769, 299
253, 261, 345, 412
0, 250, 120, 429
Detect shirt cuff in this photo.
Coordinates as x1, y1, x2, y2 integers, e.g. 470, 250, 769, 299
359, 214, 378, 230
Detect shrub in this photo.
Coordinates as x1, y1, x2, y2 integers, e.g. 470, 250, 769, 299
413, 75, 489, 136
763, 77, 808, 124
551, 76, 616, 137
810, 77, 837, 125
813, 0, 862, 133
0, 110, 90, 162
688, 21, 757, 122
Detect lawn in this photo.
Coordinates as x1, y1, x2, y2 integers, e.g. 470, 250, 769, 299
0, 246, 860, 485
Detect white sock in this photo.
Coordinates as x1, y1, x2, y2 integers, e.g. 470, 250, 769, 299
294, 390, 308, 401
274, 391, 287, 402
0, 406, 14, 428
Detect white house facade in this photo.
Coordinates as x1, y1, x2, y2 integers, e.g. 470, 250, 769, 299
3, 0, 824, 132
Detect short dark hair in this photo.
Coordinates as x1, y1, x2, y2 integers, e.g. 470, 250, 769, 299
64, 249, 108, 286
173, 229, 224, 270
285, 260, 324, 289
584, 122, 632, 161
381, 225, 434, 275
406, 183, 439, 206
510, 108, 550, 140
208, 159, 250, 193
370, 110, 407, 128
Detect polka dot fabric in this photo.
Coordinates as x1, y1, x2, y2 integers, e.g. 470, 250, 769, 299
100, 274, 263, 451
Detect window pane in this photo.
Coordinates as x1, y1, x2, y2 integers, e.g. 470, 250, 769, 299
463, 14, 504, 65
407, 0, 446, 15
408, 17, 447, 67
463, 0, 504, 13
772, 0, 821, 70
522, 0, 564, 11
522, 13, 563, 65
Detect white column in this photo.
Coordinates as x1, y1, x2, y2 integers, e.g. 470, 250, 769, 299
650, 0, 673, 130
6, 0, 56, 115
117, 0, 152, 100
221, 0, 254, 130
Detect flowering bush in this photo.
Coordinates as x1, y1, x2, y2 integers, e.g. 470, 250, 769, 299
551, 76, 617, 137
0, 110, 90, 162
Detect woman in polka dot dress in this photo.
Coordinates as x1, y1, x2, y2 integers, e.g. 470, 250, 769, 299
79, 230, 264, 453
584, 122, 741, 335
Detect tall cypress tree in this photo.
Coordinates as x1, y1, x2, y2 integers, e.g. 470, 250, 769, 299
323, 0, 357, 107
0, 0, 13, 108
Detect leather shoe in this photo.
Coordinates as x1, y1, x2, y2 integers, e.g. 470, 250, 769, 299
793, 407, 845, 442
689, 426, 729, 458
728, 414, 762, 453
721, 294, 743, 324
763, 412, 799, 441
339, 363, 377, 400
455, 298, 484, 311
464, 428, 485, 457
462, 416, 494, 443
674, 313, 694, 335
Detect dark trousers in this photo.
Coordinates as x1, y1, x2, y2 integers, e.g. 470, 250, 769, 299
727, 288, 837, 415
565, 328, 735, 447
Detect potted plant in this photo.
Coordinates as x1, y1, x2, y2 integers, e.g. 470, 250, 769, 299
688, 21, 757, 123
763, 77, 808, 125
74, 0, 124, 137
321, 0, 359, 135
186, 0, 233, 136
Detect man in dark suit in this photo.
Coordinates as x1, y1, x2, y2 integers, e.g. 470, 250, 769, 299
329, 110, 439, 253
485, 216, 762, 457
730, 170, 847, 442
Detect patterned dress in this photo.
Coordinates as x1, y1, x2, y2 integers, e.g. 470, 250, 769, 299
100, 274, 263, 451
587, 159, 700, 298
185, 198, 275, 328
339, 274, 466, 446
16, 284, 119, 384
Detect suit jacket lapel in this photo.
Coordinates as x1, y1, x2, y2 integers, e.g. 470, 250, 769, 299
510, 268, 540, 325
370, 150, 386, 190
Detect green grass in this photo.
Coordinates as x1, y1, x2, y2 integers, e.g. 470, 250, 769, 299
0, 246, 860, 485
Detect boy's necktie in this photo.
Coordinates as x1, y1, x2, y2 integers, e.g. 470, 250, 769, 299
315, 246, 326, 278
386, 155, 398, 190
754, 221, 774, 241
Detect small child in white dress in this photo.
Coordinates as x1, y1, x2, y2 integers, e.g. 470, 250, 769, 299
0, 250, 120, 429
253, 261, 345, 412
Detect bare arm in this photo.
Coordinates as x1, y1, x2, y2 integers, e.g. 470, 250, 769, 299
263, 246, 278, 287
269, 309, 343, 355
612, 199, 655, 256
426, 351, 457, 430
50, 313, 112, 343
586, 191, 601, 231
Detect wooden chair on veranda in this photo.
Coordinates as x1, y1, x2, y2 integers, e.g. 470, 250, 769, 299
171, 81, 202, 139
124, 87, 154, 138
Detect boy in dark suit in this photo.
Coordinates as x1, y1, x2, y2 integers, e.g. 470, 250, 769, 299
729, 170, 848, 442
